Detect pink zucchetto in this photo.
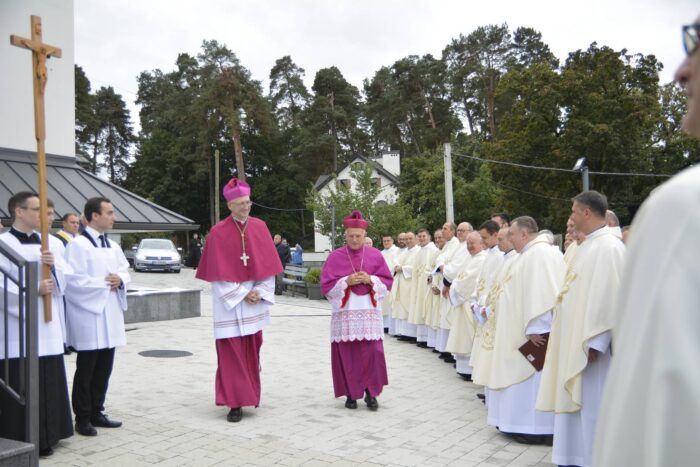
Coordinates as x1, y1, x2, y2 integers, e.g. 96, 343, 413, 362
223, 177, 251, 202
342, 210, 369, 230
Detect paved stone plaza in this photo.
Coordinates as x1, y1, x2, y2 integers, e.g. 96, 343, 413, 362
45, 269, 553, 466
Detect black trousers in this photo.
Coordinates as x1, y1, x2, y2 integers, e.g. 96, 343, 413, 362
71, 348, 115, 423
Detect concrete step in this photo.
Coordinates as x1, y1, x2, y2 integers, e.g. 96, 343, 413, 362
0, 438, 33, 467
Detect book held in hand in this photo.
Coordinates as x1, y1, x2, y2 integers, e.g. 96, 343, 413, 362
518, 333, 550, 371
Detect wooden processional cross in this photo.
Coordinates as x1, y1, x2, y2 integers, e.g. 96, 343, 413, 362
10, 15, 62, 322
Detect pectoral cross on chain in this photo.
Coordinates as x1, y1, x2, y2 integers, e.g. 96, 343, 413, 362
240, 252, 250, 266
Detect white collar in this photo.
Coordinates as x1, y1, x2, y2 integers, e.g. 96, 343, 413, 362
85, 225, 103, 238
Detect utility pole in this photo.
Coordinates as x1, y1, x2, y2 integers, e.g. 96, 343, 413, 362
443, 143, 454, 223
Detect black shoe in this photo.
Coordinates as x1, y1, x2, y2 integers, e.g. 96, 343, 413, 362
384, 328, 389, 334
432, 349, 440, 354
416, 342, 428, 348
63, 345, 72, 355
444, 356, 456, 364
39, 447, 54, 457
91, 413, 122, 428
477, 393, 485, 400
510, 434, 551, 445
364, 393, 379, 411
75, 421, 97, 436
458, 373, 472, 382
345, 398, 357, 409
227, 408, 242, 422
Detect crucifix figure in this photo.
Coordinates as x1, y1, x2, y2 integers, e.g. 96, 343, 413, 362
10, 15, 62, 322
240, 252, 250, 267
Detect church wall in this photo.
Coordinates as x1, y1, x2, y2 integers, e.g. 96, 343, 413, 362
1, 0, 75, 158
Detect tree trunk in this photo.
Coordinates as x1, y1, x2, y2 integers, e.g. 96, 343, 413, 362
422, 88, 437, 129
232, 125, 245, 181
487, 73, 497, 137
206, 150, 216, 228
461, 97, 475, 134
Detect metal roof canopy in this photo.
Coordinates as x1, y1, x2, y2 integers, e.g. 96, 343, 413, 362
0, 148, 198, 231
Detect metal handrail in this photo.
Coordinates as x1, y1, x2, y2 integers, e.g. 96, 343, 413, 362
0, 237, 40, 466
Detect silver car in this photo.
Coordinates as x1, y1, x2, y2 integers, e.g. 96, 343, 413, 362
133, 239, 182, 273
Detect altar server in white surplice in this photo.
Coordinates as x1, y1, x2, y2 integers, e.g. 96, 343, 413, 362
536, 192, 625, 467
488, 216, 565, 445
64, 197, 130, 437
594, 26, 700, 466
0, 192, 73, 455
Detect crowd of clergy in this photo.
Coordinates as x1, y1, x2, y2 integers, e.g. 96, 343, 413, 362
377, 191, 625, 467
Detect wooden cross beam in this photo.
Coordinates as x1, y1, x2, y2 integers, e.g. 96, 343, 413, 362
10, 15, 62, 322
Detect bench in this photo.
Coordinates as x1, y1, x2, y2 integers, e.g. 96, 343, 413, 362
281, 265, 309, 297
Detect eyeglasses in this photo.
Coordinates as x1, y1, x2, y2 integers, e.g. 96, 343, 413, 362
683, 24, 700, 57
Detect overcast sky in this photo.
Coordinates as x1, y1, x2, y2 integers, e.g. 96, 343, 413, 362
74, 0, 698, 130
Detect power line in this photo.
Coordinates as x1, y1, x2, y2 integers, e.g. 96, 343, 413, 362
454, 152, 674, 178
460, 166, 572, 203
252, 201, 309, 212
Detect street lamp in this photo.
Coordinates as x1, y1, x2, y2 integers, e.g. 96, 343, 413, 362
573, 157, 589, 191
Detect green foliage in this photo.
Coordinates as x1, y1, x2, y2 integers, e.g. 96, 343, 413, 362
76, 23, 699, 240
304, 268, 321, 284
306, 164, 380, 247
74, 66, 134, 182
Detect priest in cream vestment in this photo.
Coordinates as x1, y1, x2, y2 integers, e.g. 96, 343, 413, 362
468, 221, 504, 380
536, 192, 624, 467
391, 232, 419, 338
434, 222, 471, 355
594, 40, 700, 465
380, 235, 399, 332
387, 234, 406, 335
488, 217, 565, 443
446, 232, 486, 376
424, 230, 445, 349
407, 229, 438, 345
472, 227, 518, 427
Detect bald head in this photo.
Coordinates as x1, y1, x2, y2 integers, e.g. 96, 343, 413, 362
456, 222, 473, 242
606, 210, 620, 227
466, 231, 485, 256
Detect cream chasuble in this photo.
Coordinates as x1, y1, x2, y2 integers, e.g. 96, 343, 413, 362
469, 246, 505, 367
488, 235, 566, 390
393, 244, 420, 322
563, 239, 579, 266
536, 225, 624, 467
389, 247, 410, 319
472, 249, 519, 387
445, 250, 486, 355
380, 245, 399, 318
408, 242, 438, 326
424, 246, 443, 332
537, 226, 625, 413
594, 166, 700, 467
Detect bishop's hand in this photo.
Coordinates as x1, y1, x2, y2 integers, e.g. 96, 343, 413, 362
245, 290, 260, 305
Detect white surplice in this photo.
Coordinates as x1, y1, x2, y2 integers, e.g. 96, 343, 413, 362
594, 166, 700, 467
211, 276, 275, 339
0, 232, 68, 358
63, 226, 130, 351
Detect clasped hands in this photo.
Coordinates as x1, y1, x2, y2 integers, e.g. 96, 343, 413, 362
244, 290, 261, 305
347, 272, 371, 286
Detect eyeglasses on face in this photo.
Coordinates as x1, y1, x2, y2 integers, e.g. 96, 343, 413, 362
683, 24, 700, 57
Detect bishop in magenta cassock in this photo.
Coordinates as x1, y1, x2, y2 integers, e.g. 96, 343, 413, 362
196, 178, 282, 423
321, 211, 393, 411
